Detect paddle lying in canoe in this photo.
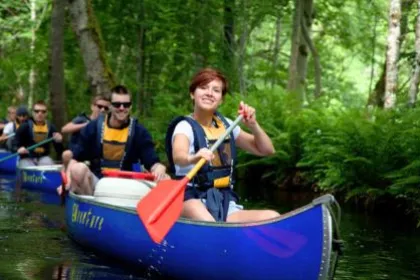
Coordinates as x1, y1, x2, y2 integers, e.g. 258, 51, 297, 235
137, 114, 244, 244
0, 137, 55, 163
102, 170, 156, 181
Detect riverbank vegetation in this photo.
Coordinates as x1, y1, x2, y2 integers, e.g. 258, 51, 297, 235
1, 0, 420, 225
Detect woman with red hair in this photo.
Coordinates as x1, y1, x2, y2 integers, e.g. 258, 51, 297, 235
166, 68, 280, 223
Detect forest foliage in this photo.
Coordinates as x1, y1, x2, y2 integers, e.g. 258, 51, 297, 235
1, 0, 420, 225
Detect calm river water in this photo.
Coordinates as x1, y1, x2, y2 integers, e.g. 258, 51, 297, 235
0, 175, 419, 280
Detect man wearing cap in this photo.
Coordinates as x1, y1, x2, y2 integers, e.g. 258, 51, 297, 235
0, 105, 30, 152
15, 100, 63, 167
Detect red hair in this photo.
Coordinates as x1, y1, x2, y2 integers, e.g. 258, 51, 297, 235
189, 68, 228, 96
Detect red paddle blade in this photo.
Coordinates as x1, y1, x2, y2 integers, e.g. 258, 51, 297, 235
136, 177, 189, 244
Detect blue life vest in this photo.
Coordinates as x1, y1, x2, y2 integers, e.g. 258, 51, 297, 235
165, 112, 237, 190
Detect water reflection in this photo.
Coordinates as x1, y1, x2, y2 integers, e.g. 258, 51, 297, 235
1, 176, 419, 279
44, 261, 147, 280
267, 189, 420, 280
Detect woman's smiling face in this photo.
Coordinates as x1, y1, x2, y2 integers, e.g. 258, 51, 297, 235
191, 79, 223, 112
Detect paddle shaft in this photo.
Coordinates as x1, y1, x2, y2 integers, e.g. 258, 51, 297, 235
4, 133, 15, 140
185, 114, 243, 180
0, 137, 55, 163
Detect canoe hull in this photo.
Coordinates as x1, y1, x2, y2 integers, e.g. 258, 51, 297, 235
18, 165, 62, 193
66, 193, 335, 280
0, 152, 18, 173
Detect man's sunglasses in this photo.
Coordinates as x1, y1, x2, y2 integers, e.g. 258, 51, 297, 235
96, 104, 109, 111
33, 109, 47, 114
111, 102, 132, 109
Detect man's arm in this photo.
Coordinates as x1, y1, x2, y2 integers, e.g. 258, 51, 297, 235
136, 126, 160, 170
0, 123, 14, 143
135, 125, 169, 181
0, 122, 6, 130
62, 122, 88, 134
61, 116, 89, 134
50, 124, 64, 158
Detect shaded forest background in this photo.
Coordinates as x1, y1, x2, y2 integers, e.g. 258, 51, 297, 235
1, 0, 420, 226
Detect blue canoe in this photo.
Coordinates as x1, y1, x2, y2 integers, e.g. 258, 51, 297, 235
18, 165, 63, 193
0, 151, 18, 173
65, 178, 342, 280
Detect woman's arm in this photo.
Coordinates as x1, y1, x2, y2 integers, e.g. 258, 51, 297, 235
172, 122, 214, 166
235, 124, 275, 156
235, 101, 275, 156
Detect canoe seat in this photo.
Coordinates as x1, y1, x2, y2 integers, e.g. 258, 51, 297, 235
94, 177, 155, 208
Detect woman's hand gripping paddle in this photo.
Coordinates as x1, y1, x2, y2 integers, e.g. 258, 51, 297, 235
137, 114, 243, 244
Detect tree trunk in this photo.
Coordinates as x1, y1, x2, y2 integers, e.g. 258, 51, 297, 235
301, 7, 321, 98
368, 62, 386, 107
287, 0, 302, 92
408, 0, 420, 107
115, 44, 126, 81
237, 0, 248, 96
223, 0, 236, 88
136, 0, 147, 116
384, 0, 402, 109
192, 0, 210, 70
287, 0, 314, 103
296, 0, 313, 99
49, 0, 67, 130
28, 0, 37, 108
271, 14, 282, 88
68, 0, 115, 96
368, 12, 378, 96
368, 0, 412, 107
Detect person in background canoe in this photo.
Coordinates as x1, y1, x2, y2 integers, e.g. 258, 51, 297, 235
166, 68, 280, 223
61, 85, 170, 195
61, 95, 110, 163
0, 106, 16, 152
0, 106, 30, 152
15, 100, 64, 167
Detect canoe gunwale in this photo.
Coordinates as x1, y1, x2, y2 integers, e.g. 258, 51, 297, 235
318, 205, 332, 280
18, 164, 62, 172
69, 191, 334, 228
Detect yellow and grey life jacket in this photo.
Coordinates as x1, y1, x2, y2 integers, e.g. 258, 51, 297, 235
165, 112, 237, 189
97, 114, 135, 171
29, 121, 51, 154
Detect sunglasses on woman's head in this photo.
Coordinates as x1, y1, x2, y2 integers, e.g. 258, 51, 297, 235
96, 104, 109, 111
33, 109, 47, 114
111, 102, 132, 109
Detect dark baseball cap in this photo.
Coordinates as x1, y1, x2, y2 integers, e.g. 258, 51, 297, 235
16, 106, 29, 116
